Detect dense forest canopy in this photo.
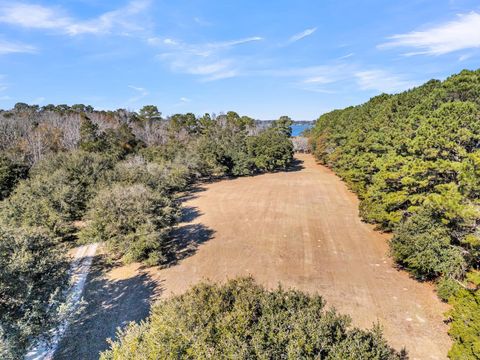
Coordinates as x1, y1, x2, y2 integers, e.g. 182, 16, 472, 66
0, 105, 295, 358
308, 69, 480, 360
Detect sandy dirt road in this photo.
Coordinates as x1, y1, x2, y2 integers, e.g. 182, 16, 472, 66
153, 154, 451, 360
27, 243, 98, 360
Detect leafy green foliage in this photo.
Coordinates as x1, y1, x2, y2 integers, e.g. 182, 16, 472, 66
104, 156, 191, 194
101, 277, 405, 360
79, 114, 105, 153
390, 207, 467, 280
138, 105, 162, 122
79, 184, 180, 265
148, 113, 295, 178
309, 70, 480, 276
0, 226, 68, 359
248, 119, 294, 172
436, 276, 462, 302
0, 155, 27, 200
447, 271, 480, 360
0, 151, 113, 236
80, 115, 142, 159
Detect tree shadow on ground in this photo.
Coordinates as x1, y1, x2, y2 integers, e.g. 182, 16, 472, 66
161, 198, 215, 267
286, 158, 304, 172
163, 215, 215, 267
54, 255, 162, 360
177, 183, 207, 202
179, 205, 203, 223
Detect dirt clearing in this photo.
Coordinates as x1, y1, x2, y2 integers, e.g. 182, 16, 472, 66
154, 154, 450, 359
58, 154, 450, 359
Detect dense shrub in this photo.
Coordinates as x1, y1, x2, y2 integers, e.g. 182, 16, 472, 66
390, 207, 467, 280
105, 156, 192, 194
79, 184, 180, 265
79, 115, 142, 160
0, 226, 68, 359
447, 271, 480, 360
0, 151, 113, 236
0, 155, 28, 200
101, 277, 405, 360
248, 125, 294, 172
436, 276, 462, 302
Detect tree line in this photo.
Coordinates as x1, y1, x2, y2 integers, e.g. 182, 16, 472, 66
308, 69, 480, 360
0, 105, 295, 358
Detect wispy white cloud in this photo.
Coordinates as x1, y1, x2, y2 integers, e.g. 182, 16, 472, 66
355, 70, 418, 93
302, 76, 334, 84
152, 36, 263, 81
127, 85, 148, 103
0, 0, 152, 36
173, 96, 192, 107
193, 17, 212, 27
379, 12, 480, 55
265, 64, 418, 94
261, 64, 350, 84
255, 63, 352, 93
0, 3, 69, 30
163, 38, 177, 45
151, 36, 262, 56
458, 53, 472, 62
158, 55, 238, 81
211, 37, 263, 48
0, 39, 36, 54
288, 27, 317, 43
338, 53, 354, 60
147, 37, 180, 46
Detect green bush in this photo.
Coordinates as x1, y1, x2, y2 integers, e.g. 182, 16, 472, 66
79, 184, 180, 265
447, 271, 480, 360
390, 208, 466, 280
0, 155, 28, 200
436, 276, 462, 302
104, 156, 191, 194
0, 226, 68, 359
101, 277, 405, 360
248, 123, 294, 172
0, 173, 74, 237
0, 151, 113, 236
79, 115, 142, 160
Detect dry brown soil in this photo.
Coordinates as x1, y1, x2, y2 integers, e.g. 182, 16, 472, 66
57, 154, 451, 359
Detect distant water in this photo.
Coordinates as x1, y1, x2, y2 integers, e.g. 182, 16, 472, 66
291, 123, 312, 137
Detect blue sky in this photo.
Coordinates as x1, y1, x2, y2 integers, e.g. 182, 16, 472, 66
0, 0, 479, 119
